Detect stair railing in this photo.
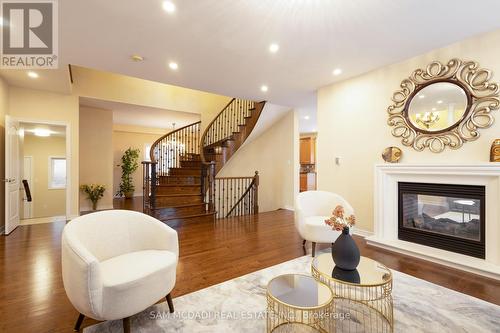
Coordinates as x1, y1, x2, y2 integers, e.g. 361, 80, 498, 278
141, 161, 157, 213
144, 121, 201, 214
210, 171, 259, 218
199, 98, 257, 211
150, 121, 201, 176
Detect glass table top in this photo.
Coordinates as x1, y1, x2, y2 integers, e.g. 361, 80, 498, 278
312, 254, 392, 285
267, 274, 333, 308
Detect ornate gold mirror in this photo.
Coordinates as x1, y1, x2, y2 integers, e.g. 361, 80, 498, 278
387, 59, 500, 152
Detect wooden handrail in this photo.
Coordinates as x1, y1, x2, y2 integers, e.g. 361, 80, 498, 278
225, 171, 259, 217
215, 176, 255, 180
199, 98, 235, 165
150, 121, 201, 162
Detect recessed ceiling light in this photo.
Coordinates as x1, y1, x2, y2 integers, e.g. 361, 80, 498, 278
261, 85, 268, 92
332, 68, 342, 76
162, 1, 176, 13
437, 100, 443, 104
34, 128, 50, 137
431, 107, 437, 111
418, 95, 425, 99
168, 62, 178, 70
27, 71, 39, 79
131, 55, 144, 62
304, 116, 310, 120
269, 43, 279, 53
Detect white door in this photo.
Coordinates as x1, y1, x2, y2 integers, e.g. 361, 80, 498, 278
22, 156, 33, 219
5, 116, 20, 234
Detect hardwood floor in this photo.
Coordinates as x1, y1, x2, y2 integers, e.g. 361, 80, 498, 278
1, 203, 500, 332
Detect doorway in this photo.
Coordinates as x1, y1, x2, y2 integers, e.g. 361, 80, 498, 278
20, 122, 67, 225
4, 117, 70, 234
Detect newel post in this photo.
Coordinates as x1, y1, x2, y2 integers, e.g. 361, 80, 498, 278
208, 162, 216, 212
254, 171, 259, 214
142, 161, 150, 214
150, 161, 158, 212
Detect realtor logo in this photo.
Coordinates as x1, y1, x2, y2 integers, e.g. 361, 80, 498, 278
1, 0, 58, 68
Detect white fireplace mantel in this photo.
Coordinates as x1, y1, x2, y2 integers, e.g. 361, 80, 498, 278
366, 163, 500, 280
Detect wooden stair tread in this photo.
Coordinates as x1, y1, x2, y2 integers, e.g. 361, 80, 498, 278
156, 183, 201, 187
170, 167, 201, 170
152, 203, 205, 210
155, 193, 202, 197
161, 211, 215, 222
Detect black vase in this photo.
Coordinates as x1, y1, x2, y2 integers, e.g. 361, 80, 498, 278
332, 266, 360, 283
331, 227, 360, 270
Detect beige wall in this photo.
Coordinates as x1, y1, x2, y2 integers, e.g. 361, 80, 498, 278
72, 66, 232, 133
217, 110, 299, 212
23, 134, 66, 218
7, 87, 79, 218
79, 106, 114, 211
113, 126, 161, 197
0, 78, 7, 230
317, 29, 500, 233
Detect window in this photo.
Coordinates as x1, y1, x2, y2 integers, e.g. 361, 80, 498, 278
49, 157, 66, 189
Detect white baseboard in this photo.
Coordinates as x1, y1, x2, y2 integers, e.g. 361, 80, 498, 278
352, 228, 374, 238
79, 204, 114, 213
113, 193, 144, 198
282, 205, 295, 211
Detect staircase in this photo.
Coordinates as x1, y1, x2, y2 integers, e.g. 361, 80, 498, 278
143, 98, 265, 224
200, 98, 266, 174
200, 98, 266, 214
143, 122, 214, 224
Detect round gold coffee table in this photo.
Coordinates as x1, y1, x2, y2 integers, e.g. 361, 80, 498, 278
266, 274, 333, 332
311, 254, 394, 332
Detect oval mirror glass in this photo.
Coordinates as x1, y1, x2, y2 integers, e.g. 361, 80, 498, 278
407, 82, 469, 132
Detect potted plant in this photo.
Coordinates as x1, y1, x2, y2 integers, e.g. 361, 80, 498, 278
117, 147, 140, 199
80, 184, 106, 211
325, 205, 359, 270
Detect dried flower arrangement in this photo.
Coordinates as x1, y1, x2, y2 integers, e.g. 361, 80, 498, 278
325, 205, 356, 231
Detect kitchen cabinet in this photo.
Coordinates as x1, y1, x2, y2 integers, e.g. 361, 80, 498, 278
300, 174, 307, 192
300, 172, 316, 192
300, 137, 316, 164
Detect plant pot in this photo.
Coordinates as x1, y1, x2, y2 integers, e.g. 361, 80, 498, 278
331, 227, 360, 270
91, 201, 98, 211
124, 191, 134, 199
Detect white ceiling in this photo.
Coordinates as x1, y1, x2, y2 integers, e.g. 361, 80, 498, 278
2, 1, 500, 133
57, 0, 500, 109
0, 67, 71, 94
21, 122, 66, 137
80, 97, 200, 130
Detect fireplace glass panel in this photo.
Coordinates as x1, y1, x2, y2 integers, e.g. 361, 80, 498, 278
401, 193, 481, 241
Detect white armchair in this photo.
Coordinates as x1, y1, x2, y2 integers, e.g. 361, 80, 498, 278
295, 191, 354, 257
62, 210, 179, 332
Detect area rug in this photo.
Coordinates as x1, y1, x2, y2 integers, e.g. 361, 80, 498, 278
84, 254, 500, 332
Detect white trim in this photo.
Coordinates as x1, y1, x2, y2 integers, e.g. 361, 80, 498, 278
367, 237, 500, 280
370, 163, 500, 280
11, 117, 73, 220
283, 205, 295, 211
79, 204, 114, 213
352, 228, 373, 238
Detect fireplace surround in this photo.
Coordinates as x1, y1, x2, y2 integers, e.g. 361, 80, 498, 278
367, 164, 500, 280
